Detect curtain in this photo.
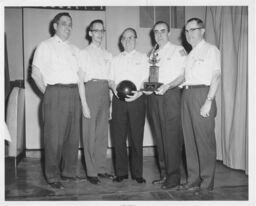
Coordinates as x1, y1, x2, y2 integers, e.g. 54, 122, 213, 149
204, 6, 248, 173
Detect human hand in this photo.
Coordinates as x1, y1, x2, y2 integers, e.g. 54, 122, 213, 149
125, 91, 143, 102
142, 90, 154, 95
154, 84, 170, 95
200, 100, 212, 117
82, 102, 91, 119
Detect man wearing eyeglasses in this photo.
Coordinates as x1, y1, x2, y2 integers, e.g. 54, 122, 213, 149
144, 21, 186, 190
181, 18, 221, 192
109, 28, 148, 183
78, 19, 114, 185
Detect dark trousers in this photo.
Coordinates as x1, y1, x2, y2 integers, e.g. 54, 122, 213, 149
147, 88, 183, 185
43, 84, 81, 183
82, 80, 110, 177
181, 87, 217, 189
111, 95, 146, 178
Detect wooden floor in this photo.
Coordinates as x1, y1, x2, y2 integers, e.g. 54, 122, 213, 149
5, 155, 248, 202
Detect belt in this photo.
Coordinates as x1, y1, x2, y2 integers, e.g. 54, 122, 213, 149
184, 85, 209, 89
48, 83, 77, 88
85, 79, 108, 84
91, 79, 108, 82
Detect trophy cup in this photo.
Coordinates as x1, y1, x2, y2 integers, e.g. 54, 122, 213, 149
143, 44, 163, 91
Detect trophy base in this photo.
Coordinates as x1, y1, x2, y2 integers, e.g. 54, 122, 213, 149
143, 82, 163, 91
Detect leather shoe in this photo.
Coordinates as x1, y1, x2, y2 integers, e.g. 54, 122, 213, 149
98, 173, 114, 179
49, 182, 64, 189
87, 176, 101, 185
179, 183, 200, 191
132, 177, 146, 183
76, 176, 87, 182
152, 176, 166, 184
113, 175, 128, 182
61, 176, 77, 182
161, 182, 180, 190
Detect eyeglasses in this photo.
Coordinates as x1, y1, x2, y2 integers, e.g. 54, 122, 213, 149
153, 29, 167, 35
185, 27, 202, 33
91, 29, 106, 34
121, 36, 136, 42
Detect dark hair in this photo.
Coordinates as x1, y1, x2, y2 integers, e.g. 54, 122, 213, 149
49, 12, 72, 36
89, 19, 104, 31
186, 18, 205, 28
52, 12, 72, 25
153, 21, 170, 32
121, 27, 137, 39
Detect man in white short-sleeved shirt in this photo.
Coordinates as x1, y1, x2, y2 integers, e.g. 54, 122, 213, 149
78, 19, 114, 185
181, 18, 221, 192
109, 28, 148, 183
32, 12, 89, 190
144, 21, 186, 190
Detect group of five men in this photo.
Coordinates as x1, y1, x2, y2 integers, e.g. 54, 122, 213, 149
32, 12, 221, 192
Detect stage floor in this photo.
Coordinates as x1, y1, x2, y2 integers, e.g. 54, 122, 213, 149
5, 156, 248, 201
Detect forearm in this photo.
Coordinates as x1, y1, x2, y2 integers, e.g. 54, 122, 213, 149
206, 71, 221, 101
166, 74, 185, 89
108, 80, 117, 94
31, 67, 46, 93
34, 78, 46, 93
78, 80, 88, 105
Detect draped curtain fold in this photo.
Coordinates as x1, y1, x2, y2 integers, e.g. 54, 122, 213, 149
204, 6, 248, 173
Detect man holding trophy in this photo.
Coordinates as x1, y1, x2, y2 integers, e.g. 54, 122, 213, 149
144, 21, 187, 189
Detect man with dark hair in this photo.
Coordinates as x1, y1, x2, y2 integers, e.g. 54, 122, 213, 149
32, 12, 90, 189
144, 21, 186, 189
181, 18, 221, 192
109, 28, 148, 183
78, 19, 113, 185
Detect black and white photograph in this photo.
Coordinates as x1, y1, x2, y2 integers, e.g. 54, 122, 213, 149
1, 0, 255, 205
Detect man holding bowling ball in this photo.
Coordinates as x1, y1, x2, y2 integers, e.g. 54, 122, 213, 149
109, 28, 148, 183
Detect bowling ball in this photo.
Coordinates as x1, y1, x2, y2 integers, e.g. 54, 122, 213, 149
116, 80, 137, 101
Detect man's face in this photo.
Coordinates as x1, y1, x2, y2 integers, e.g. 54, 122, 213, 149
54, 15, 72, 41
121, 29, 136, 53
185, 20, 205, 47
153, 23, 169, 47
90, 22, 105, 44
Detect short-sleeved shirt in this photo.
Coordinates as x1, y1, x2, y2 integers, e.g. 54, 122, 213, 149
155, 42, 186, 85
183, 39, 221, 86
33, 35, 79, 85
110, 50, 148, 90
78, 43, 112, 82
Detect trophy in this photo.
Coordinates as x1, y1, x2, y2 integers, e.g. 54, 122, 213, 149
143, 44, 163, 91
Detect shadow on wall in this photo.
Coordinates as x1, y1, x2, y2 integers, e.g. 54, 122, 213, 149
180, 26, 192, 54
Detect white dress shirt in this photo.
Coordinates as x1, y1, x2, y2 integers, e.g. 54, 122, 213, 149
33, 35, 79, 85
184, 39, 221, 86
110, 50, 148, 90
78, 43, 112, 82
155, 42, 186, 85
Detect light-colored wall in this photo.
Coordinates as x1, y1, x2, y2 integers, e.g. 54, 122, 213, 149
5, 8, 23, 81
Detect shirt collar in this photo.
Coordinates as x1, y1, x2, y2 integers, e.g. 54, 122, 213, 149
157, 41, 170, 54
53, 35, 69, 44
89, 42, 103, 50
193, 39, 205, 52
122, 49, 136, 56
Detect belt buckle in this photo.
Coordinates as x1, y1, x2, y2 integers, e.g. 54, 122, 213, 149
185, 85, 189, 89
